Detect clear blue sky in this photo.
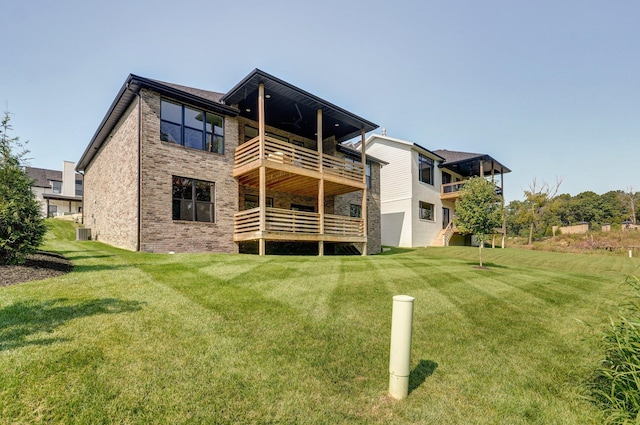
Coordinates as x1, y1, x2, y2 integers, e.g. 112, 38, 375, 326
2, 0, 638, 202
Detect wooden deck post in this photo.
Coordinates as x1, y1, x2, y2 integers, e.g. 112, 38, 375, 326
361, 128, 367, 256
317, 108, 324, 256
501, 167, 505, 249
258, 82, 266, 256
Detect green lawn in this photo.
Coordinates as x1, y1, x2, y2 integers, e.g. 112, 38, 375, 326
2, 220, 640, 424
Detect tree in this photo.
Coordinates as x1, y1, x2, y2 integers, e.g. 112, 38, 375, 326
522, 177, 562, 244
454, 176, 502, 268
0, 109, 46, 265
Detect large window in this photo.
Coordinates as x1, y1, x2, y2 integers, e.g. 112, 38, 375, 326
418, 154, 434, 185
172, 177, 215, 222
419, 201, 435, 221
161, 100, 224, 154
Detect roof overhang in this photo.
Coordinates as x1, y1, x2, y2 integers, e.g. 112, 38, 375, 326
43, 194, 83, 202
77, 74, 239, 172
440, 154, 511, 177
221, 69, 378, 143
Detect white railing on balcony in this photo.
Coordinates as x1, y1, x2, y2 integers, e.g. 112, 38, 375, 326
234, 207, 364, 238
235, 136, 364, 185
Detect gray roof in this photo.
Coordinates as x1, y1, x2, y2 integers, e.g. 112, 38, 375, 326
26, 167, 62, 187
150, 79, 225, 104
221, 68, 378, 143
434, 149, 511, 176
434, 149, 485, 163
77, 74, 239, 171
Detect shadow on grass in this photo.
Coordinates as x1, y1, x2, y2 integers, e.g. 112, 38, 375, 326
65, 254, 115, 261
0, 298, 143, 351
71, 264, 134, 273
409, 359, 438, 394
463, 261, 508, 269
379, 247, 417, 255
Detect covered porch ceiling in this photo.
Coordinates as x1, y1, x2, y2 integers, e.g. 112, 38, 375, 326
221, 69, 378, 143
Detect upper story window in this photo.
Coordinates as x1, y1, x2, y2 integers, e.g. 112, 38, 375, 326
75, 179, 83, 196
365, 163, 371, 189
172, 176, 215, 223
418, 154, 434, 185
344, 156, 371, 189
161, 100, 224, 154
51, 181, 62, 194
244, 125, 289, 143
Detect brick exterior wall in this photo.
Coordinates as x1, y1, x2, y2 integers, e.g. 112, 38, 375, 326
138, 88, 239, 253
334, 161, 382, 255
84, 86, 381, 256
83, 101, 140, 250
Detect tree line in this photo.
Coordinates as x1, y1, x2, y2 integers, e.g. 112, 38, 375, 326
505, 179, 639, 241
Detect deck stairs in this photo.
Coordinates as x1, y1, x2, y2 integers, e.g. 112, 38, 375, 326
431, 221, 455, 247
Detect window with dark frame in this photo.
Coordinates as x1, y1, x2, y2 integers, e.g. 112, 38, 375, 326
419, 201, 435, 221
350, 204, 362, 218
418, 153, 434, 185
172, 176, 215, 223
344, 156, 371, 189
244, 125, 289, 143
52, 181, 62, 194
244, 194, 273, 210
161, 100, 224, 154
75, 179, 83, 196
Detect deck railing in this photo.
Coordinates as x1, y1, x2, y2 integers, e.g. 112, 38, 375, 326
235, 136, 364, 184
441, 181, 467, 198
324, 214, 365, 236
234, 207, 364, 238
440, 180, 503, 198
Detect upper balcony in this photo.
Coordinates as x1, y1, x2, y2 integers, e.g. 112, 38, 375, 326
440, 180, 504, 200
234, 135, 365, 197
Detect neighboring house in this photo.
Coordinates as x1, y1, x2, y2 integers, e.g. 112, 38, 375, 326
77, 69, 383, 255
362, 133, 510, 247
27, 161, 83, 218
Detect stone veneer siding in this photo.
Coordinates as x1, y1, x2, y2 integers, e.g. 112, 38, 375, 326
83, 101, 140, 250
334, 161, 382, 255
138, 88, 239, 253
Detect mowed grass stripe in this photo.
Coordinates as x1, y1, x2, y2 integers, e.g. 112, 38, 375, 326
3, 220, 640, 423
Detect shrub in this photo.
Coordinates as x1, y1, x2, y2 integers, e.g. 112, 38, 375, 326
590, 276, 640, 424
0, 110, 46, 265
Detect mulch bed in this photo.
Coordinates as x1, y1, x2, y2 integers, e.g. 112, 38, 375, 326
0, 252, 73, 287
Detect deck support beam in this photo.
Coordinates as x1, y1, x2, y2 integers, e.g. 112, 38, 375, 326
317, 108, 324, 256
361, 128, 367, 256
258, 82, 266, 255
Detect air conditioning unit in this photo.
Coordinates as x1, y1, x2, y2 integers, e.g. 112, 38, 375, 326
76, 228, 92, 241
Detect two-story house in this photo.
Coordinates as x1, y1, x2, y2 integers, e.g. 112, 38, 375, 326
363, 133, 510, 248
27, 160, 83, 218
76, 69, 383, 255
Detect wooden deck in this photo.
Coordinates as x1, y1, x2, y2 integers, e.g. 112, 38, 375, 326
234, 136, 365, 197
234, 207, 366, 243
